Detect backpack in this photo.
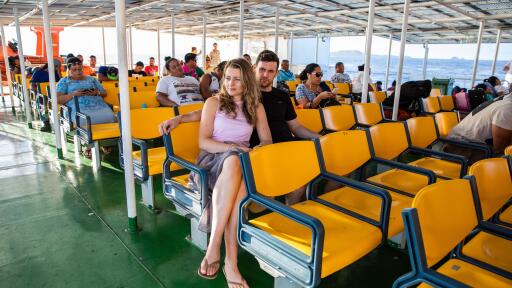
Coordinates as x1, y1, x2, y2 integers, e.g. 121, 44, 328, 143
454, 91, 470, 112
468, 89, 486, 110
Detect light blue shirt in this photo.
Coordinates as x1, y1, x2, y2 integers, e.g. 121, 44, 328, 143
277, 69, 295, 82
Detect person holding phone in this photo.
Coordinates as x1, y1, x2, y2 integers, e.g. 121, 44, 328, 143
295, 63, 337, 109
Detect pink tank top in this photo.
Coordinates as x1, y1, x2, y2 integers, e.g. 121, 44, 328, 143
212, 101, 254, 147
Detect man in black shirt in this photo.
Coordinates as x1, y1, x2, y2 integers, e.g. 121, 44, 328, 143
128, 61, 148, 77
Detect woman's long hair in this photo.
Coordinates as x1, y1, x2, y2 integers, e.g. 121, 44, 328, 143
218, 58, 260, 125
299, 63, 320, 81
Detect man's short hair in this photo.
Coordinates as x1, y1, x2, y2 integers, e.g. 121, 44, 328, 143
282, 59, 289, 63
213, 42, 217, 45
149, 57, 155, 60
165, 58, 179, 71
89, 55, 96, 59
184, 53, 197, 63
255, 50, 279, 67
135, 61, 144, 67
335, 62, 344, 68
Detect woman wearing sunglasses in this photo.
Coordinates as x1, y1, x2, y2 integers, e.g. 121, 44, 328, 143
295, 63, 337, 109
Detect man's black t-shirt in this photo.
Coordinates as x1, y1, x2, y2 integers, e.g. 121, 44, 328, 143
128, 70, 147, 77
250, 87, 297, 146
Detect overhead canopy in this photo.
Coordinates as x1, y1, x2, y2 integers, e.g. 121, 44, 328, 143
1, 0, 512, 44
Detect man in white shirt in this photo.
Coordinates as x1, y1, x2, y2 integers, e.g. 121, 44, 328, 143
504, 60, 512, 86
156, 58, 203, 107
448, 93, 512, 158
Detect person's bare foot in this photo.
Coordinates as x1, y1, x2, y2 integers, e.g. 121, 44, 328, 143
100, 146, 112, 155
223, 260, 249, 288
199, 248, 221, 278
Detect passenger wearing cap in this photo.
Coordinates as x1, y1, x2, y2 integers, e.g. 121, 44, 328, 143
182, 53, 204, 80
97, 66, 119, 82
128, 61, 147, 77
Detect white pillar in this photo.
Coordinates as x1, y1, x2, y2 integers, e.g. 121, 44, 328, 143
384, 33, 392, 90
491, 29, 502, 76
157, 27, 161, 76
102, 26, 107, 66
41, 0, 63, 159
315, 34, 319, 63
391, 0, 410, 121
171, 14, 175, 58
289, 32, 294, 68
239, 0, 244, 57
275, 7, 279, 54
361, 0, 375, 103
470, 21, 484, 88
129, 26, 134, 69
14, 7, 32, 128
0, 25, 14, 113
422, 42, 429, 80
202, 14, 207, 68
115, 0, 138, 232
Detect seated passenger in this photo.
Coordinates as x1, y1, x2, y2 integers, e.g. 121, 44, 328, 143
352, 64, 373, 102
56, 57, 115, 156
199, 61, 227, 100
97, 66, 119, 82
144, 57, 158, 76
77, 54, 95, 76
193, 58, 272, 287
382, 80, 432, 117
446, 92, 512, 161
30, 60, 62, 92
484, 76, 505, 98
330, 61, 351, 83
243, 54, 252, 65
182, 53, 204, 80
128, 61, 147, 77
295, 63, 337, 109
156, 58, 203, 107
376, 80, 383, 92
276, 59, 295, 83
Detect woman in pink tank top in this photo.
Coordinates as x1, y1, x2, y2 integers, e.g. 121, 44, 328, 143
193, 58, 271, 287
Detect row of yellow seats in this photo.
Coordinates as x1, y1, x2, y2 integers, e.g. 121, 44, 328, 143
423, 95, 456, 113
287, 80, 352, 96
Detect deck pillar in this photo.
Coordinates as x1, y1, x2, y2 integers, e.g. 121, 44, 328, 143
14, 7, 32, 128
361, 0, 375, 103
491, 29, 502, 76
422, 42, 429, 80
0, 25, 14, 113
392, 0, 410, 121
384, 33, 393, 91
239, 0, 244, 57
470, 21, 484, 88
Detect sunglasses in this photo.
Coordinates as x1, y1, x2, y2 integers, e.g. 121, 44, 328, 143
311, 72, 323, 78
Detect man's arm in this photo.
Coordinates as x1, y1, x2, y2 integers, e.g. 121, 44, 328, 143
287, 118, 321, 139
159, 109, 202, 135
156, 92, 178, 107
199, 74, 213, 100
492, 124, 512, 154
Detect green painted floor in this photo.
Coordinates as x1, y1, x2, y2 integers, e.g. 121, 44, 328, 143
0, 100, 411, 287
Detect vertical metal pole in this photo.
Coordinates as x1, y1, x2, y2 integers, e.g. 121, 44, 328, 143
0, 51, 4, 104
42, 0, 63, 159
422, 42, 429, 80
361, 0, 375, 103
1, 25, 15, 113
157, 27, 161, 76
289, 32, 294, 68
129, 26, 134, 69
315, 34, 319, 63
202, 14, 207, 69
14, 7, 32, 128
171, 14, 175, 58
102, 26, 107, 66
239, 0, 244, 57
115, 0, 138, 232
384, 33, 392, 90
471, 21, 484, 88
491, 28, 502, 76
275, 7, 279, 54
392, 0, 410, 121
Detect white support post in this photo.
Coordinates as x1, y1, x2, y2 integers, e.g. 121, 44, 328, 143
0, 25, 15, 113
422, 42, 429, 80
275, 7, 279, 54
41, 0, 63, 159
102, 26, 107, 66
115, 0, 138, 232
289, 32, 294, 68
239, 0, 244, 57
384, 33, 392, 90
470, 21, 484, 88
129, 26, 134, 69
392, 0, 410, 121
491, 29, 502, 76
361, 0, 375, 103
202, 14, 207, 69
157, 27, 161, 77
14, 7, 32, 128
171, 14, 175, 58
315, 34, 319, 64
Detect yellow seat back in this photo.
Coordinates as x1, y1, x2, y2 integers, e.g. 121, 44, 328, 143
38, 82, 50, 96
468, 158, 512, 220
103, 85, 120, 106
324, 80, 334, 91
504, 145, 512, 156
438, 95, 454, 111
413, 179, 478, 267
170, 121, 200, 163
353, 103, 383, 126
406, 117, 437, 148
320, 130, 371, 176
130, 107, 175, 139
286, 81, 298, 93
422, 97, 441, 113
369, 91, 386, 104
430, 88, 441, 97
334, 83, 350, 95
295, 109, 323, 133
369, 123, 409, 160
434, 112, 458, 138
321, 105, 355, 131
249, 141, 320, 197
130, 91, 160, 109
15, 74, 22, 84
176, 103, 204, 115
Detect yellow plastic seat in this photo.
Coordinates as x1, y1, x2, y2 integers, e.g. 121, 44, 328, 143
133, 147, 166, 176
438, 95, 455, 111
430, 88, 441, 97
418, 259, 512, 288
176, 102, 204, 115
91, 123, 120, 140
295, 109, 323, 133
287, 80, 298, 95
505, 145, 512, 156
369, 91, 386, 104
321, 105, 356, 131
334, 83, 350, 95
353, 103, 383, 126
366, 169, 432, 195
499, 207, 512, 224
422, 97, 441, 114
434, 112, 459, 138
324, 80, 334, 91
408, 157, 461, 179
462, 231, 512, 273
250, 200, 382, 278
129, 91, 160, 108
